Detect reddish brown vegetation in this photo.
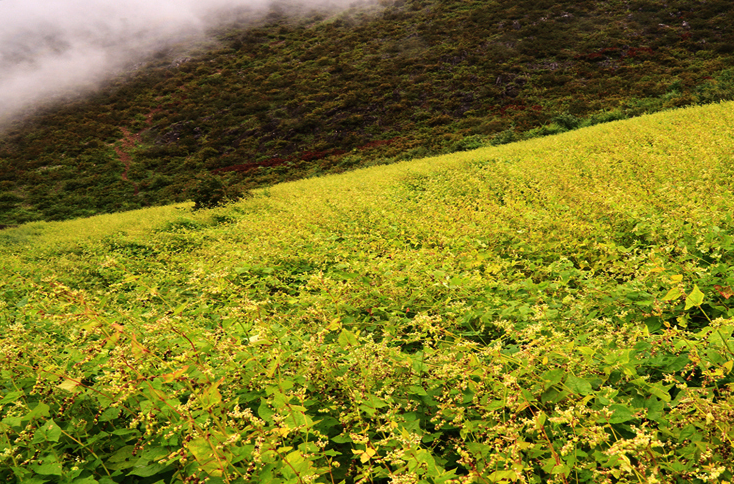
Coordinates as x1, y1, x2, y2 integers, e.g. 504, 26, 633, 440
212, 138, 399, 174
114, 127, 140, 195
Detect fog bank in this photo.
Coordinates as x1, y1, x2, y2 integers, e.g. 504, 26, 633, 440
0, 0, 362, 124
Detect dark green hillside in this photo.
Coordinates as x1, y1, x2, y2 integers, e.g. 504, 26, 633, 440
2, 0, 734, 225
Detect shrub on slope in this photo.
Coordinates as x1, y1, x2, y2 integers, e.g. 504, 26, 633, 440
1, 101, 734, 483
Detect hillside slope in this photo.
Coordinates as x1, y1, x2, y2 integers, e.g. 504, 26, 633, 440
2, 0, 734, 226
1, 102, 734, 483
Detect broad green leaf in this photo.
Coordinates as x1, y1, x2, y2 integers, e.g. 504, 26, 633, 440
32, 462, 62, 476
26, 403, 50, 421
416, 449, 437, 473
71, 476, 99, 484
6, 414, 29, 427
57, 379, 80, 392
200, 378, 223, 409
286, 450, 307, 467
109, 446, 136, 463
359, 404, 377, 417
540, 369, 565, 390
99, 407, 120, 423
536, 412, 547, 430
608, 404, 635, 423
408, 385, 427, 396
338, 329, 358, 348
685, 285, 705, 310
188, 437, 225, 476
647, 385, 672, 403
258, 400, 274, 422
662, 287, 682, 302
128, 463, 168, 477
541, 387, 570, 404
365, 394, 387, 408
0, 391, 24, 404
284, 407, 313, 429
541, 458, 557, 474
173, 303, 188, 315
680, 425, 703, 442
552, 464, 571, 476
19, 479, 48, 484
565, 375, 592, 395
159, 366, 189, 383
36, 419, 62, 442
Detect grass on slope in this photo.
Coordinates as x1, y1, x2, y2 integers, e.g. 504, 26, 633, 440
2, 103, 734, 483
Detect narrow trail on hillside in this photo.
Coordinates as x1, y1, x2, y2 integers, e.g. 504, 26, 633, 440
114, 127, 140, 195
113, 106, 162, 196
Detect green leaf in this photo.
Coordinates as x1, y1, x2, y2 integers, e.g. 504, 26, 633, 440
173, 303, 188, 315
284, 407, 313, 428
608, 404, 635, 424
541, 387, 570, 404
338, 329, 358, 348
32, 462, 62, 476
2, 416, 23, 427
540, 369, 565, 390
26, 403, 50, 421
106, 446, 137, 471
188, 436, 227, 476
565, 375, 592, 395
258, 400, 274, 422
536, 412, 547, 430
128, 463, 168, 477
359, 404, 377, 417
108, 446, 136, 463
647, 384, 672, 403
365, 394, 387, 408
141, 447, 170, 462
484, 400, 505, 411
416, 449, 437, 474
331, 435, 352, 443
408, 385, 427, 396
99, 407, 120, 422
685, 285, 705, 310
680, 425, 703, 442
58, 379, 81, 392
71, 476, 99, 484
0, 391, 24, 404
200, 378, 223, 409
36, 419, 62, 442
662, 287, 682, 302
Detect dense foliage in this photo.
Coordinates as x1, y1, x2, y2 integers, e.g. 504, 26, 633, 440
1, 103, 734, 483
3, 0, 734, 225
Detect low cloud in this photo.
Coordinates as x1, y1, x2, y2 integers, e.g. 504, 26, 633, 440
0, 0, 363, 124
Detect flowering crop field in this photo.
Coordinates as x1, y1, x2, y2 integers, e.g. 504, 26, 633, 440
2, 102, 734, 483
